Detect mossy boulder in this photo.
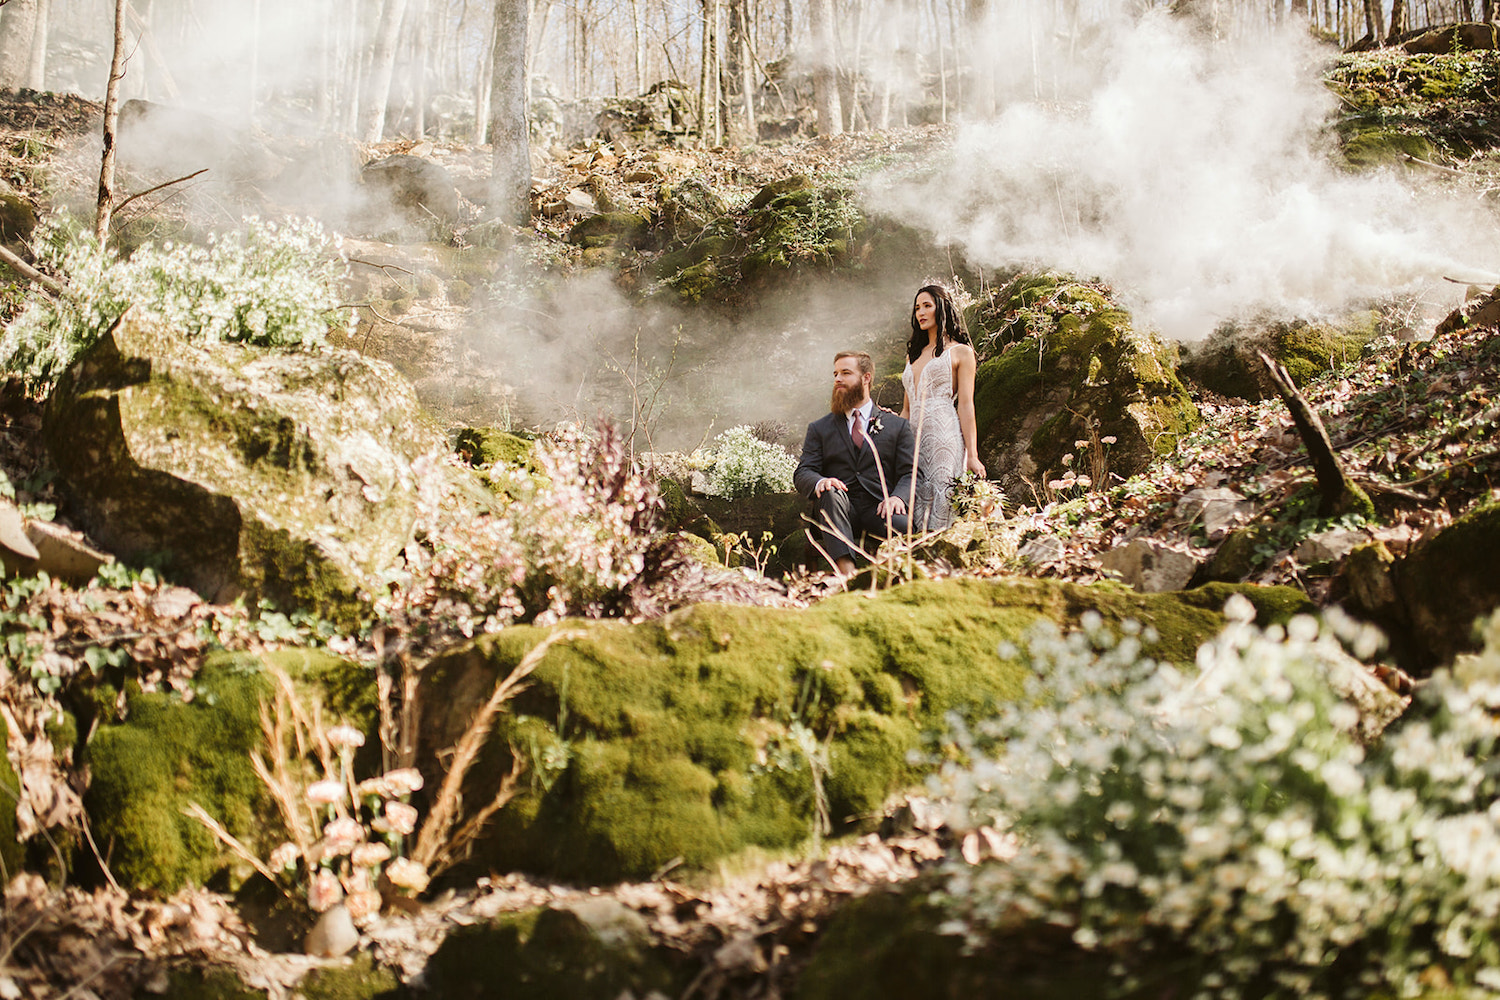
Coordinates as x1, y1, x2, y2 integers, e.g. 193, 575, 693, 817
425, 900, 688, 999
451, 426, 536, 468
296, 954, 400, 1000
1181, 312, 1380, 400
971, 275, 1197, 497
416, 578, 1309, 883
0, 181, 37, 243
0, 711, 23, 880
796, 880, 1204, 1000
567, 211, 651, 250
1395, 500, 1500, 673
658, 177, 726, 240
44, 313, 445, 621
86, 650, 373, 892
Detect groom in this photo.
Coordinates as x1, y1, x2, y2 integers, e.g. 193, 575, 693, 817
795, 350, 916, 577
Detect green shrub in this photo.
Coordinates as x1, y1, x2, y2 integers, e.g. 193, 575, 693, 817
0, 215, 348, 390
932, 601, 1500, 997
703, 425, 797, 498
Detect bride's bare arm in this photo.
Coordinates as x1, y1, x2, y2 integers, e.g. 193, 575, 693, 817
954, 346, 986, 477
900, 390, 910, 420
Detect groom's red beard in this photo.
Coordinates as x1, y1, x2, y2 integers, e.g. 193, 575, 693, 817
831, 383, 865, 414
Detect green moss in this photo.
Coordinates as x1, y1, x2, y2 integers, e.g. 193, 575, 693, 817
419, 578, 1303, 883
0, 711, 23, 881
141, 968, 266, 1000
452, 426, 536, 468
297, 955, 400, 1000
426, 905, 686, 1000
795, 881, 1205, 1000
972, 280, 1197, 484
569, 212, 651, 250
86, 650, 372, 892
1397, 500, 1500, 672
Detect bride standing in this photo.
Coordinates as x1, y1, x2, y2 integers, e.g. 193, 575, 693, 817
900, 284, 986, 531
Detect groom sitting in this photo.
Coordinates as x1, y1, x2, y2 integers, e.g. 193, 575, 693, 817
795, 350, 916, 577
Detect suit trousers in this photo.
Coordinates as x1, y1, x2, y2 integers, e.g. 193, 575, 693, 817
812, 485, 910, 563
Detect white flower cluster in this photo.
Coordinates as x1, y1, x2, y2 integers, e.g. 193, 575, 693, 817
702, 425, 797, 499
933, 601, 1500, 998
1, 216, 347, 389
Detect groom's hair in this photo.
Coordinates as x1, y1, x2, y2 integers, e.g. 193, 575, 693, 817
834, 350, 873, 378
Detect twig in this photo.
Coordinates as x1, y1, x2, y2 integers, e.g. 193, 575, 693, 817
411, 629, 582, 873
1258, 350, 1368, 518
0, 244, 70, 298
112, 168, 209, 215
182, 802, 282, 887
1403, 153, 1468, 177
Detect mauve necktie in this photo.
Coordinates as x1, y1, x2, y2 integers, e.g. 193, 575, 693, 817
851, 410, 866, 449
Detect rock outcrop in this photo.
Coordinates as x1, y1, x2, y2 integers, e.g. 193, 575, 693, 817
969, 275, 1197, 499
44, 313, 442, 618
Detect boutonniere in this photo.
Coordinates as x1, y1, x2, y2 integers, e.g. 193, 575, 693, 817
868, 416, 885, 435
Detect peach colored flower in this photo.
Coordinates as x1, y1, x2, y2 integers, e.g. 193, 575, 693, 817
307, 779, 346, 805
385, 857, 429, 892
351, 842, 392, 867
327, 725, 366, 749
308, 868, 343, 912
384, 801, 419, 836
322, 817, 364, 856
384, 768, 424, 796
269, 842, 300, 871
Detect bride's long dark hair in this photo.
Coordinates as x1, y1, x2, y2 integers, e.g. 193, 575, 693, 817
906, 283, 970, 364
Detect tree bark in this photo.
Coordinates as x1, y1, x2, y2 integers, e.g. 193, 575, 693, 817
1387, 0, 1406, 40
0, 0, 39, 91
473, 5, 495, 143
630, 0, 647, 93
359, 0, 409, 142
1258, 351, 1373, 519
96, 0, 128, 245
807, 0, 841, 135
490, 0, 531, 225
25, 0, 47, 90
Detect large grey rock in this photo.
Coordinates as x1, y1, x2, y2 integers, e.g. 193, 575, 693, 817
44, 312, 443, 619
1175, 487, 1254, 540
360, 153, 461, 232
1100, 538, 1201, 593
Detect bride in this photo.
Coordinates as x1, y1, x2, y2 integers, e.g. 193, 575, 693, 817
900, 283, 986, 531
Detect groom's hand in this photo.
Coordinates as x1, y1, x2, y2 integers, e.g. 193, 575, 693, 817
814, 477, 847, 496
877, 496, 907, 518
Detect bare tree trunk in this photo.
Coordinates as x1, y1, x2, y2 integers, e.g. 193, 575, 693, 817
0, 0, 40, 91
808, 0, 841, 135
96, 0, 128, 245
413, 0, 431, 136
26, 0, 48, 90
1485, 0, 1494, 25
967, 0, 993, 118
1387, 0, 1405, 37
359, 0, 409, 142
490, 0, 531, 225
631, 0, 647, 93
474, 4, 495, 143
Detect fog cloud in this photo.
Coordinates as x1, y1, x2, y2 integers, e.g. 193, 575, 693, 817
871, 13, 1500, 338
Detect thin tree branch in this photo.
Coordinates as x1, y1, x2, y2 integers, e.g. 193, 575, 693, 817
112, 167, 209, 215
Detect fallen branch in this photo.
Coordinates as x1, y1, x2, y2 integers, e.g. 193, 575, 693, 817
1257, 350, 1373, 518
1403, 153, 1468, 177
0, 245, 70, 298
112, 167, 209, 215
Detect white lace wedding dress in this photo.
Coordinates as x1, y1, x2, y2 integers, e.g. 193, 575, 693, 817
901, 353, 966, 531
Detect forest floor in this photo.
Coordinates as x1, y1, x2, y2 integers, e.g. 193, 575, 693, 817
0, 66, 1498, 995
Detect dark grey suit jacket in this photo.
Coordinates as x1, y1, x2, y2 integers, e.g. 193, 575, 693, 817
794, 409, 916, 508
